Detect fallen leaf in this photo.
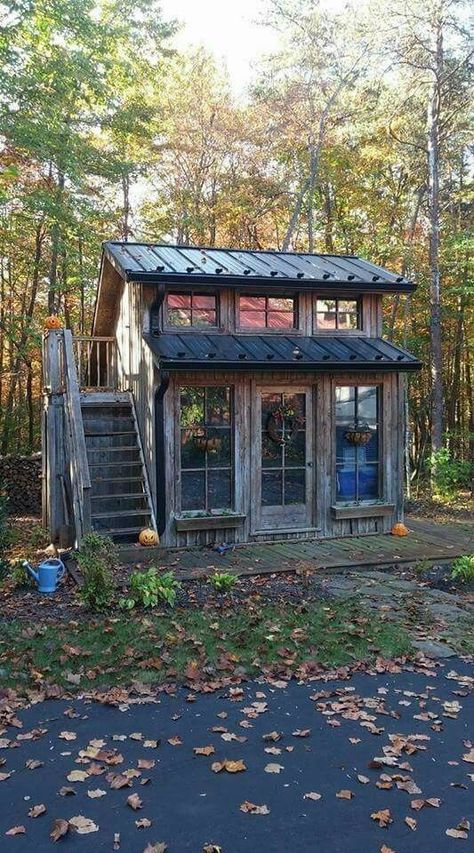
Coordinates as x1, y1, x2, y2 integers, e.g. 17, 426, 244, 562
87, 789, 107, 798
25, 759, 43, 770
292, 729, 311, 737
135, 818, 152, 828
203, 846, 222, 853
50, 819, 69, 841
69, 815, 99, 834
264, 761, 284, 775
58, 786, 76, 797
0, 771, 11, 782
5, 826, 26, 836
336, 789, 354, 799
127, 793, 143, 810
411, 798, 441, 810
371, 809, 393, 828
262, 731, 281, 742
137, 759, 155, 769
59, 731, 77, 741
67, 769, 89, 782
303, 792, 322, 801
194, 746, 215, 756
380, 846, 395, 853
405, 816, 417, 830
28, 804, 46, 818
142, 844, 167, 852
446, 829, 468, 839
211, 759, 246, 773
357, 775, 370, 785
462, 749, 474, 763
167, 736, 182, 746
240, 801, 270, 815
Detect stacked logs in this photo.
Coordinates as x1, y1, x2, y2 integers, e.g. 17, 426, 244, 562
0, 454, 42, 515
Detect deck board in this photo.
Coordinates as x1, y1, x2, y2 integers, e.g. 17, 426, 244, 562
118, 516, 473, 578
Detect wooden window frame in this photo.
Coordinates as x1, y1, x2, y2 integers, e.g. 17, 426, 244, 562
314, 297, 362, 334
164, 289, 220, 332
177, 383, 235, 513
237, 293, 299, 333
333, 382, 383, 506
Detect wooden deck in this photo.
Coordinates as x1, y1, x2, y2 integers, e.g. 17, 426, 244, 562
120, 516, 473, 579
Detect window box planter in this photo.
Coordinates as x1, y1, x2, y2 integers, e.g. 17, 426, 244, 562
331, 503, 394, 520
174, 512, 246, 532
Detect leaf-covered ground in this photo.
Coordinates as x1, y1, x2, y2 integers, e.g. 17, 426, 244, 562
0, 659, 472, 851
0, 600, 411, 694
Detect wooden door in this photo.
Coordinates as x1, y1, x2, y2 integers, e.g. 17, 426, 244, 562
252, 386, 314, 532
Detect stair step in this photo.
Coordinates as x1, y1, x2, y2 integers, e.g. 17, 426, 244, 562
92, 509, 152, 520
92, 526, 144, 539
91, 493, 146, 501
91, 475, 143, 483
88, 460, 142, 468
86, 446, 140, 453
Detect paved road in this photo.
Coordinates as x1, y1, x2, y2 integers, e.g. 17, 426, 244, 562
0, 660, 473, 852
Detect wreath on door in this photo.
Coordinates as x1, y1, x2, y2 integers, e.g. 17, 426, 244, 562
266, 405, 304, 446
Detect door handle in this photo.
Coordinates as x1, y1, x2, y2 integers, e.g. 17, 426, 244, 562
307, 461, 313, 468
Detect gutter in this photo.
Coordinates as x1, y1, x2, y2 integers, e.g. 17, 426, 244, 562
154, 370, 170, 537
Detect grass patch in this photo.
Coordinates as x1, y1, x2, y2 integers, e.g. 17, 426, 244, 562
0, 599, 411, 693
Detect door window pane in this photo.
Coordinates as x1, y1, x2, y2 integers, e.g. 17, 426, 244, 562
260, 392, 306, 506
335, 385, 380, 503
179, 386, 233, 511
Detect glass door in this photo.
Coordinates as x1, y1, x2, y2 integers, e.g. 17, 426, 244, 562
253, 387, 313, 530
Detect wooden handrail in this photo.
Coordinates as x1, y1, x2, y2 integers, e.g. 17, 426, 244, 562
63, 329, 91, 546
72, 334, 117, 390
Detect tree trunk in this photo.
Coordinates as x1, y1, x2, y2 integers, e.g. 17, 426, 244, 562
427, 12, 444, 458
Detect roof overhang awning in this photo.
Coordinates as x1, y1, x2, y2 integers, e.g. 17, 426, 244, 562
143, 333, 422, 372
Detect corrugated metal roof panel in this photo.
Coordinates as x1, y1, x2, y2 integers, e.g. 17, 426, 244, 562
143, 333, 421, 372
103, 242, 414, 291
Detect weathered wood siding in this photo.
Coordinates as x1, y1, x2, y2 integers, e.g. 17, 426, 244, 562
160, 369, 405, 547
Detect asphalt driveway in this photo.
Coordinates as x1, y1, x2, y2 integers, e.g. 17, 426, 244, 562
0, 659, 473, 852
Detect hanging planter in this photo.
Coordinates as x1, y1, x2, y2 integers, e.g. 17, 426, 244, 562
194, 435, 222, 453
344, 423, 373, 446
266, 405, 304, 446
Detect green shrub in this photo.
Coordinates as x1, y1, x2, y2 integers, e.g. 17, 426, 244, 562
120, 568, 181, 609
9, 560, 31, 588
451, 555, 474, 583
77, 532, 116, 611
208, 572, 237, 592
430, 448, 472, 499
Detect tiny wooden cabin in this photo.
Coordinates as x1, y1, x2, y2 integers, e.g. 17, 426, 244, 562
42, 243, 421, 548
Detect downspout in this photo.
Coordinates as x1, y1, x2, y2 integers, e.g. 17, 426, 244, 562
155, 370, 170, 536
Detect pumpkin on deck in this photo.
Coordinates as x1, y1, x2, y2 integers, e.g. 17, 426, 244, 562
44, 315, 62, 330
138, 528, 159, 546
391, 522, 409, 537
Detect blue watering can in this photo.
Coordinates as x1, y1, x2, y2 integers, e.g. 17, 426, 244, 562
24, 558, 66, 593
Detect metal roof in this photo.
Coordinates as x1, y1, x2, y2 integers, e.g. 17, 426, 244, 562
103, 242, 414, 293
143, 333, 421, 372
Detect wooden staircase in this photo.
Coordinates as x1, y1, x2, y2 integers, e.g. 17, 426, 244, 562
81, 392, 155, 543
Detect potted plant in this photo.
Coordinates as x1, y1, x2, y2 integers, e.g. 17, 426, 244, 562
344, 423, 373, 446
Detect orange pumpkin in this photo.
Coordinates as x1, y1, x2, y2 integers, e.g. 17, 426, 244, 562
391, 522, 409, 537
138, 527, 159, 546
44, 315, 62, 330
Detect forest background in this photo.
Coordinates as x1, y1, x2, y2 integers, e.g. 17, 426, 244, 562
0, 0, 472, 496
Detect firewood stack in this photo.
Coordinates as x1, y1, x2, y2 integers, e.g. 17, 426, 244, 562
0, 454, 42, 515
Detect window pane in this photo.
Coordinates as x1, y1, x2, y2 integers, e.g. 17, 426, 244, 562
181, 429, 205, 468
206, 387, 230, 424
180, 388, 204, 427
168, 293, 190, 308
193, 309, 216, 327
359, 464, 379, 499
181, 471, 206, 510
357, 386, 377, 424
267, 312, 294, 328
317, 299, 336, 313
262, 470, 283, 505
285, 469, 305, 504
338, 312, 358, 330
316, 312, 337, 330
240, 310, 266, 328
193, 294, 216, 309
336, 464, 356, 501
208, 470, 231, 509
268, 298, 294, 311
239, 295, 266, 311
206, 427, 231, 466
338, 300, 357, 313
169, 309, 191, 326
335, 386, 355, 423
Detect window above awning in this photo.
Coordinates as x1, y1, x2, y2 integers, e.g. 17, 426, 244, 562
143, 333, 422, 372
